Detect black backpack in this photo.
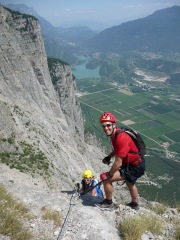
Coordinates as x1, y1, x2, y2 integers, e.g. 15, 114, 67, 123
115, 127, 146, 156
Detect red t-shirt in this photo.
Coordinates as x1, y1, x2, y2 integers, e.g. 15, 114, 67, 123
111, 128, 140, 166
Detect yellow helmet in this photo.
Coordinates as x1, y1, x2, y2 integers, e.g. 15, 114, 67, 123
82, 170, 93, 179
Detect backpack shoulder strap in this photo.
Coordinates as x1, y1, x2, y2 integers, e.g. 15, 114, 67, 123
90, 179, 95, 187
114, 128, 122, 139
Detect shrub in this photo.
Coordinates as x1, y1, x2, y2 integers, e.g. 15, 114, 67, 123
0, 184, 33, 239
175, 225, 180, 240
119, 213, 163, 240
149, 202, 168, 215
0, 143, 50, 178
41, 207, 62, 227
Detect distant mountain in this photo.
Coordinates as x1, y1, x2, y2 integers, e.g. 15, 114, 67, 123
59, 19, 109, 32
5, 4, 96, 43
3, 4, 97, 63
83, 6, 180, 54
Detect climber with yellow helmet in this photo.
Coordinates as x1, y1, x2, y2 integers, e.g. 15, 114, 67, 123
81, 170, 103, 197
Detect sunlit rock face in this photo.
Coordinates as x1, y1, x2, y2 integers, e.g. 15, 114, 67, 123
0, 6, 101, 189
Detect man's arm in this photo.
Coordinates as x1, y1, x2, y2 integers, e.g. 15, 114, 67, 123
108, 151, 115, 158
108, 156, 123, 177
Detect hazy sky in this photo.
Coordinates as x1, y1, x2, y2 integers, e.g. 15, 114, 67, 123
1, 0, 180, 29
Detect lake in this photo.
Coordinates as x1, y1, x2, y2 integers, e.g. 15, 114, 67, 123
72, 63, 100, 79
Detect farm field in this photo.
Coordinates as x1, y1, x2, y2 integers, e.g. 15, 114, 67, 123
76, 78, 180, 154
76, 78, 180, 206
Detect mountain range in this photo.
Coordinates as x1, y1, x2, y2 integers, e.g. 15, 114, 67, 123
3, 3, 96, 64
83, 6, 180, 54
3, 4, 180, 63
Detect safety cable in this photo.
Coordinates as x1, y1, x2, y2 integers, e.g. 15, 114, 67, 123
57, 184, 80, 240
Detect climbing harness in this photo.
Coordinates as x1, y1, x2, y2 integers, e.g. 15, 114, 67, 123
57, 183, 80, 240
116, 180, 126, 186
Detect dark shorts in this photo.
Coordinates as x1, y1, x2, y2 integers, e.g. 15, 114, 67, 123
119, 157, 145, 184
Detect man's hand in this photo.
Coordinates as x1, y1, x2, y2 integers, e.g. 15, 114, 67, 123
100, 172, 111, 181
102, 156, 111, 165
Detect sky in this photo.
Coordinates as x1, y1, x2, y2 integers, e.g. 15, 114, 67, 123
1, 0, 180, 29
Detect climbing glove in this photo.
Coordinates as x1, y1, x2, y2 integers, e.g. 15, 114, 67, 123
100, 172, 111, 181
102, 156, 111, 165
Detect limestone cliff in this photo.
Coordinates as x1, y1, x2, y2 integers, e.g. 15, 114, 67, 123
0, 6, 103, 189
47, 58, 84, 144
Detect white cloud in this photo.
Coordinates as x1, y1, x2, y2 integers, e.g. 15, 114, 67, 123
66, 8, 71, 12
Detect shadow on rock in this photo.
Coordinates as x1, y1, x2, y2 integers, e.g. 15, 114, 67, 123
61, 190, 76, 195
80, 194, 104, 207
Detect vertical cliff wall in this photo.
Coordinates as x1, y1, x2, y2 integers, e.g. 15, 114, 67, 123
0, 6, 103, 189
48, 58, 84, 145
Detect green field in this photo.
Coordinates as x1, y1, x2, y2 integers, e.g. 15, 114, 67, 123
76, 78, 180, 206
77, 78, 180, 153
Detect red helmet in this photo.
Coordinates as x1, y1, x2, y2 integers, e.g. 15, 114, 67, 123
99, 112, 116, 123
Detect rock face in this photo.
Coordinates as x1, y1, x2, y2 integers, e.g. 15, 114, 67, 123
0, 6, 102, 190
48, 58, 84, 144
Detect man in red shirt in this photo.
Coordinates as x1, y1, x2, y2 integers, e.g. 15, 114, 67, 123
95, 112, 145, 211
